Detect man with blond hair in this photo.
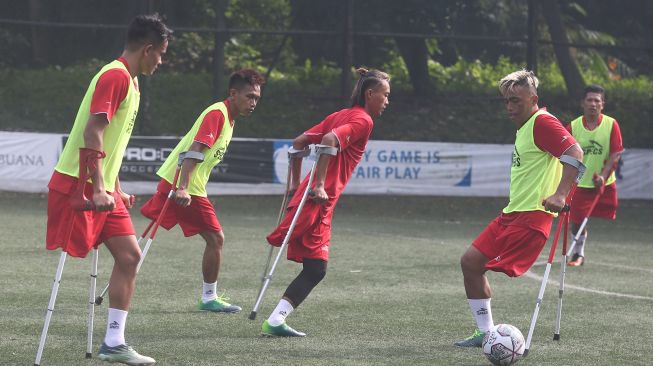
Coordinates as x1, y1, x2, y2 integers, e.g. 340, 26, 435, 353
454, 70, 584, 347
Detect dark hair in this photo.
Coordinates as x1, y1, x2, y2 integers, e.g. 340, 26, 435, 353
350, 67, 390, 108
583, 84, 605, 100
126, 13, 173, 50
228, 69, 266, 90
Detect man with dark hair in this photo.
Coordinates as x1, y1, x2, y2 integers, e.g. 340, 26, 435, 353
141, 69, 265, 314
262, 68, 390, 337
45, 14, 171, 365
565, 84, 624, 266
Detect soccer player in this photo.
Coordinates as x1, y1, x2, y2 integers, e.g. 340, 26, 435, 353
454, 70, 584, 347
140, 69, 265, 314
565, 85, 624, 266
45, 14, 171, 365
261, 68, 391, 337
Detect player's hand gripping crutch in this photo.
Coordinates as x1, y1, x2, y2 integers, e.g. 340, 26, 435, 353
35, 148, 104, 366
249, 144, 337, 320
553, 171, 612, 341
93, 153, 192, 306
249, 146, 310, 320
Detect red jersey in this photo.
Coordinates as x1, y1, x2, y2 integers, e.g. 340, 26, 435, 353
291, 106, 373, 208
193, 99, 232, 148
89, 57, 133, 122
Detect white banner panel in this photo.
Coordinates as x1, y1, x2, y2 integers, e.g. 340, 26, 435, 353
0, 132, 62, 192
616, 149, 653, 199
1, 131, 652, 199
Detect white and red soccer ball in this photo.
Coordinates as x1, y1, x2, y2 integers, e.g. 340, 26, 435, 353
482, 324, 525, 366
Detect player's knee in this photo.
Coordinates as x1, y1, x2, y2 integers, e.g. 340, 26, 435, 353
303, 259, 327, 285
203, 231, 224, 249
115, 250, 141, 272
460, 251, 481, 275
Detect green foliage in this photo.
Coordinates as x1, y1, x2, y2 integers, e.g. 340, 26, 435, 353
165, 32, 214, 72
1, 60, 651, 147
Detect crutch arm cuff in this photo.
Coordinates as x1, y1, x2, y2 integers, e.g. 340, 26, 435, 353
314, 144, 338, 157
288, 147, 310, 159
178, 151, 205, 165
559, 155, 586, 183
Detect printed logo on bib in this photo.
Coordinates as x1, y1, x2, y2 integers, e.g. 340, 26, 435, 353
582, 140, 603, 155
511, 147, 521, 167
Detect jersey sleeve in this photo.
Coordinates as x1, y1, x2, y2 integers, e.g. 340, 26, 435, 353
331, 116, 372, 151
90, 69, 131, 123
564, 122, 572, 133
610, 120, 625, 154
303, 112, 338, 144
533, 114, 577, 158
193, 110, 226, 148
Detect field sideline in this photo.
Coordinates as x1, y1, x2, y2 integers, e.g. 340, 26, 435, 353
0, 193, 651, 365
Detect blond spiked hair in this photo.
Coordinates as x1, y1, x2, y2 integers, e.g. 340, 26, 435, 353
499, 69, 539, 96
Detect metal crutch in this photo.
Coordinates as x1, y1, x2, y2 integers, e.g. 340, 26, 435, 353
553, 187, 603, 341
249, 146, 310, 320
249, 144, 337, 320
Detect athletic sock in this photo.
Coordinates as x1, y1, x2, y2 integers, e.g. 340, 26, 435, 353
202, 281, 218, 303
104, 308, 128, 347
267, 299, 294, 326
468, 298, 494, 333
576, 234, 587, 257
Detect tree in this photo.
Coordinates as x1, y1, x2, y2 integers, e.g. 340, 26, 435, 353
540, 0, 585, 97
28, 0, 49, 66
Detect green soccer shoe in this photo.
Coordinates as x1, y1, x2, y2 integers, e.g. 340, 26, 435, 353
261, 320, 306, 337
199, 295, 242, 313
454, 329, 485, 348
97, 342, 155, 366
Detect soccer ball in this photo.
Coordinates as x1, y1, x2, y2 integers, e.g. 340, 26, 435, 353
482, 324, 525, 366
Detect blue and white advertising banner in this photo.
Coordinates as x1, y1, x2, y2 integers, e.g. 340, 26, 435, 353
272, 140, 512, 196
1, 131, 652, 199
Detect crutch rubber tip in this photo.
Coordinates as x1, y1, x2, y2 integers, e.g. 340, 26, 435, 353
34, 363, 41, 366
553, 334, 560, 341
85, 352, 93, 359
523, 349, 529, 357
248, 311, 257, 320
94, 296, 104, 306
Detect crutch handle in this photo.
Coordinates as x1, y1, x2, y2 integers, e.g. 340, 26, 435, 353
70, 198, 96, 211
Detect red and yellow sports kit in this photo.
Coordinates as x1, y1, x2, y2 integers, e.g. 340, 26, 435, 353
46, 58, 139, 258
473, 109, 577, 277
140, 100, 234, 236
566, 115, 624, 224
266, 106, 373, 263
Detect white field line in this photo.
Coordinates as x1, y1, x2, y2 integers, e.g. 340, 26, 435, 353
337, 233, 653, 300
524, 269, 653, 301
532, 260, 653, 273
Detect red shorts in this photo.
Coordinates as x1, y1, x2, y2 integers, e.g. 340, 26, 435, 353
266, 201, 332, 263
140, 179, 221, 237
473, 212, 552, 277
46, 173, 135, 258
570, 183, 618, 225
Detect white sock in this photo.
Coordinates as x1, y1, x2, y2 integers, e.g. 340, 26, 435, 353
202, 281, 218, 303
267, 299, 294, 326
468, 298, 494, 333
104, 308, 128, 347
